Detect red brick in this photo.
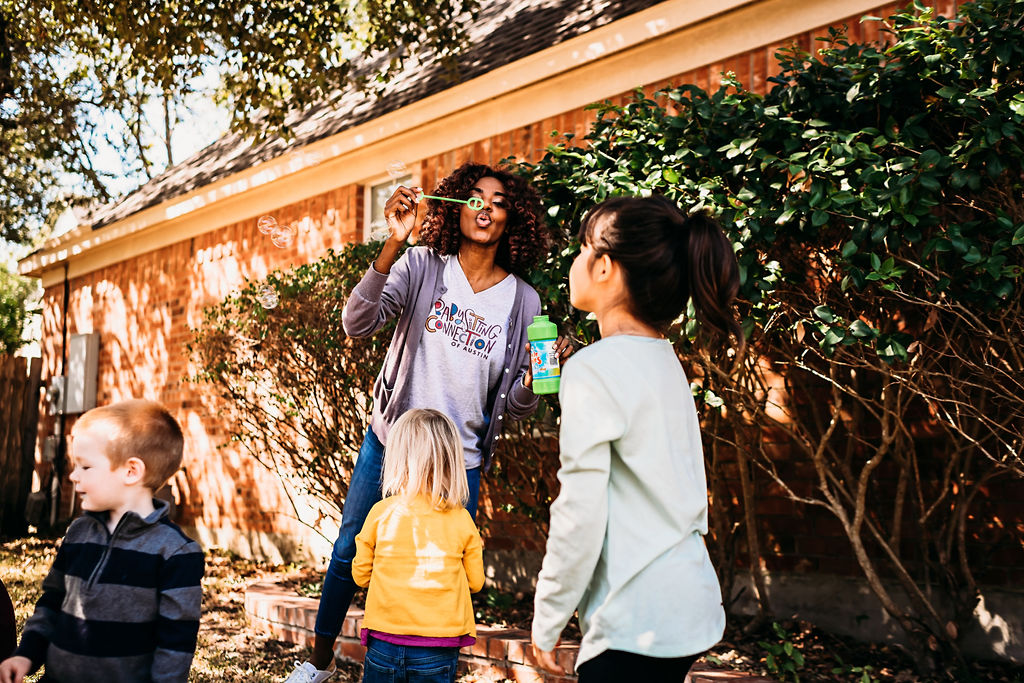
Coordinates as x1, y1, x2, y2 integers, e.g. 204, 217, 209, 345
463, 662, 511, 680
468, 633, 489, 658
335, 638, 366, 663
508, 663, 546, 683
505, 635, 535, 665
554, 644, 578, 673
341, 615, 360, 638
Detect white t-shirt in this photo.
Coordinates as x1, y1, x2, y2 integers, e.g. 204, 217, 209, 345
406, 256, 515, 468
532, 335, 726, 667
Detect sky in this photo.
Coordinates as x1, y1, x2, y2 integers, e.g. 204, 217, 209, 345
94, 72, 230, 199
2, 70, 230, 272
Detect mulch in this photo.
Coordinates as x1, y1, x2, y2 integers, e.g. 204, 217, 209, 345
4, 539, 1019, 682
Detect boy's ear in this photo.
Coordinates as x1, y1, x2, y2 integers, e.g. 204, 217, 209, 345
123, 457, 147, 485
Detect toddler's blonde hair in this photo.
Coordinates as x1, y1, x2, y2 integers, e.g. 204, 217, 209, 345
383, 409, 468, 511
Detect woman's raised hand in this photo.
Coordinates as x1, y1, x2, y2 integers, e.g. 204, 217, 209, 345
383, 186, 422, 243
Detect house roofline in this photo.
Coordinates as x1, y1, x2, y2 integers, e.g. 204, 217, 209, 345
20, 0, 884, 286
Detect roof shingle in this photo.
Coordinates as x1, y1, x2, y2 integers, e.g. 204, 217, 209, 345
88, 0, 660, 229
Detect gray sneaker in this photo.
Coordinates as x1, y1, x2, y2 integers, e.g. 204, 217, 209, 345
283, 659, 336, 683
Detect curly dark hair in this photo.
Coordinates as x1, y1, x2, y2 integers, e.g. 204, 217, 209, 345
417, 162, 548, 276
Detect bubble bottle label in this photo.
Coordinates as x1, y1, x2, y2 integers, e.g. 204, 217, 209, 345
530, 340, 560, 380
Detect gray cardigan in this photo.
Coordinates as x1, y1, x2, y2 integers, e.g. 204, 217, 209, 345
342, 246, 541, 470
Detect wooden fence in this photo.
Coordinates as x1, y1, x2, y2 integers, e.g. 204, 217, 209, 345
0, 354, 42, 537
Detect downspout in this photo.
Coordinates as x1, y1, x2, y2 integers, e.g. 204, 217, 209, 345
51, 262, 70, 527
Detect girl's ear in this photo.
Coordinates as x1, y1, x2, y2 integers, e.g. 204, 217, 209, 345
593, 253, 615, 282
123, 457, 147, 485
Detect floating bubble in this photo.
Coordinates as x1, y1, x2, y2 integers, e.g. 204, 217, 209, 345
386, 160, 408, 180
369, 224, 392, 241
271, 223, 296, 248
257, 215, 277, 234
257, 285, 279, 309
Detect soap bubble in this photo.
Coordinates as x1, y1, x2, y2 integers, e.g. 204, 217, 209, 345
271, 223, 296, 248
257, 285, 279, 309
257, 215, 277, 234
386, 160, 408, 180
369, 224, 391, 241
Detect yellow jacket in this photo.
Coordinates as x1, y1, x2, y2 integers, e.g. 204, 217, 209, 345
353, 495, 485, 637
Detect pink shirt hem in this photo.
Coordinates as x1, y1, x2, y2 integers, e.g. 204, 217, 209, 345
361, 628, 475, 648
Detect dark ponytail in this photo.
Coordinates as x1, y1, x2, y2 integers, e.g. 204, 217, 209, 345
578, 196, 742, 344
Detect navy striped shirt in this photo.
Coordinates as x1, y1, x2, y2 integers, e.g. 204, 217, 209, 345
14, 500, 203, 682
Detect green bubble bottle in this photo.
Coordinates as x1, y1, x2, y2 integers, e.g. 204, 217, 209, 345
527, 314, 560, 395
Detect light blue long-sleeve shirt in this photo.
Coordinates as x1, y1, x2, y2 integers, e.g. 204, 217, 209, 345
532, 335, 725, 668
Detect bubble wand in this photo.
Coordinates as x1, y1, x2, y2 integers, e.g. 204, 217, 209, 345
386, 161, 487, 211
417, 194, 485, 211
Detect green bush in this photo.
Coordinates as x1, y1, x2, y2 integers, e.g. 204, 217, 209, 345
0, 266, 38, 355
189, 241, 395, 526
524, 0, 1023, 671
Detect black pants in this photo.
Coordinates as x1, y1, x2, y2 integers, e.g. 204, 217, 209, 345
577, 649, 701, 683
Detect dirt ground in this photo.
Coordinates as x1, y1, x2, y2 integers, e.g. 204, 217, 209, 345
2, 537, 1020, 682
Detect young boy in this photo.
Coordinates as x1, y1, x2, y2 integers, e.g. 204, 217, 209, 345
0, 399, 204, 683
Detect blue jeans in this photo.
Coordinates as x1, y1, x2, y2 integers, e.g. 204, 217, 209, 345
314, 428, 482, 638
362, 637, 460, 683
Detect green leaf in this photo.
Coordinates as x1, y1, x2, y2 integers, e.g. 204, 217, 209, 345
823, 327, 845, 346
848, 320, 875, 338
1013, 225, 1024, 246
813, 305, 835, 323
919, 149, 942, 167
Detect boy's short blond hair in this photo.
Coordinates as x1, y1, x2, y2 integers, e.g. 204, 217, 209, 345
73, 399, 184, 491
383, 409, 468, 511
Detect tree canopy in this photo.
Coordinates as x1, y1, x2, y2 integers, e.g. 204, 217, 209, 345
0, 0, 478, 245
0, 264, 36, 354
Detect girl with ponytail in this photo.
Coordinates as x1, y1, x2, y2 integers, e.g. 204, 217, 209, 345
531, 196, 741, 682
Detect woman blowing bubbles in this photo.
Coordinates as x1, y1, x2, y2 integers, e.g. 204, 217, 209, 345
286, 163, 572, 683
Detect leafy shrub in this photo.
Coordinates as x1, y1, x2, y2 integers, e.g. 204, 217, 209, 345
759, 622, 806, 682
525, 0, 1023, 670
189, 241, 395, 528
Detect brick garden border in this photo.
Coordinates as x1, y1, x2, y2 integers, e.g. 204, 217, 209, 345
244, 580, 770, 682
244, 580, 577, 682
